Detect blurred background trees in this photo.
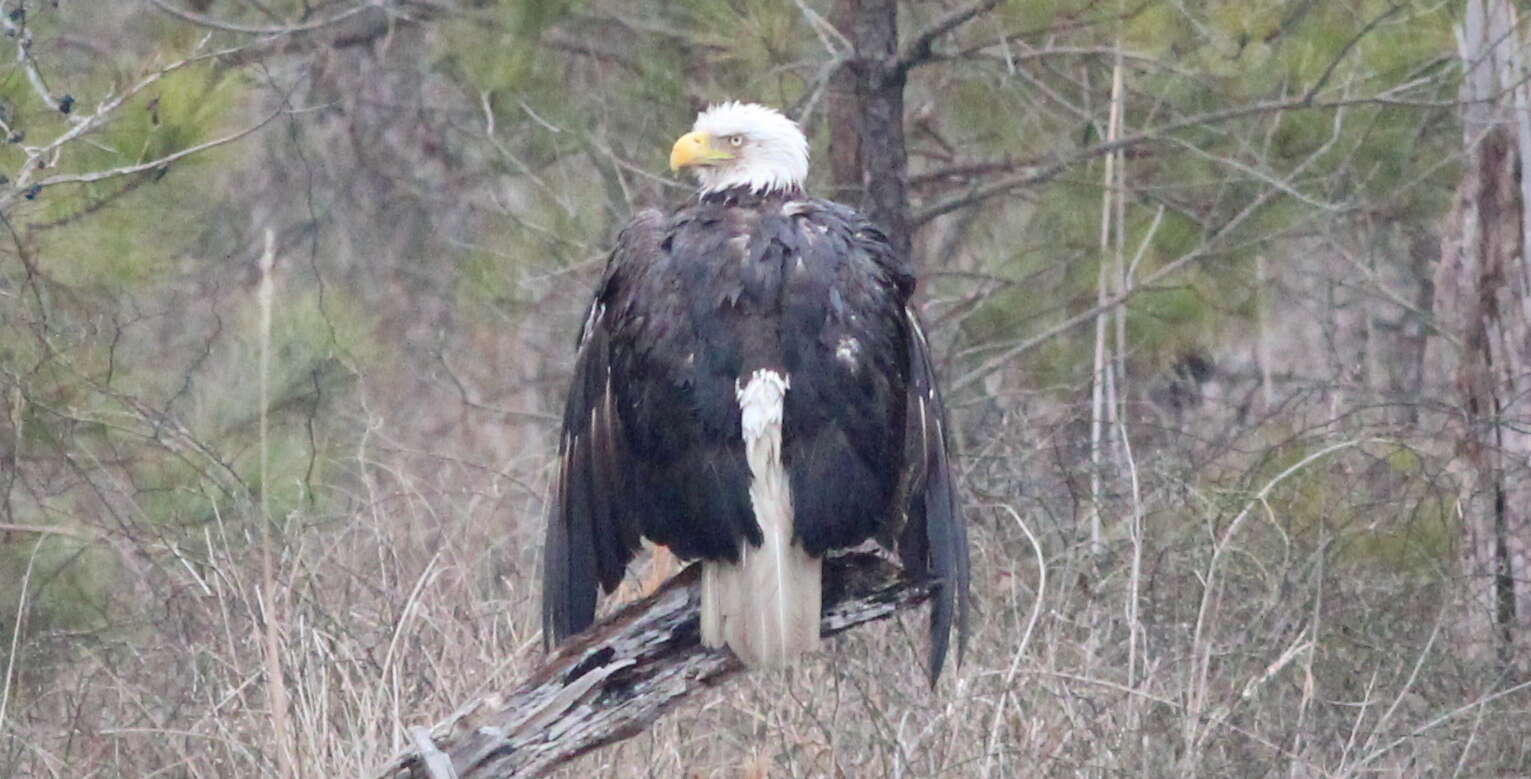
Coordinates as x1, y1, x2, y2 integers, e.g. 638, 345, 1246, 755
2, 0, 1528, 775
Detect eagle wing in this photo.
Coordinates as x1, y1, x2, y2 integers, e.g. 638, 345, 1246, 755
838, 211, 970, 683
896, 304, 972, 684
541, 209, 664, 646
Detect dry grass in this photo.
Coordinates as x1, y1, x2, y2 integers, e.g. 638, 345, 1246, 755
5, 336, 1528, 778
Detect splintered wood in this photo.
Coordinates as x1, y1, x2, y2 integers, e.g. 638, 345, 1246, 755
377, 553, 934, 779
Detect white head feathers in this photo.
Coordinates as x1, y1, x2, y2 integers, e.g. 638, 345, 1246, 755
684, 102, 809, 195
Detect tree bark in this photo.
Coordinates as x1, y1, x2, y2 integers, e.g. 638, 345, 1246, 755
375, 553, 934, 779
828, 0, 912, 263
1435, 0, 1531, 671
825, 0, 1002, 266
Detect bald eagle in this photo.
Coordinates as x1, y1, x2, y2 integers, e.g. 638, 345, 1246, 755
542, 102, 970, 681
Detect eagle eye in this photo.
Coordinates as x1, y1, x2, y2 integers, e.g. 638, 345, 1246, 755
727, 134, 744, 147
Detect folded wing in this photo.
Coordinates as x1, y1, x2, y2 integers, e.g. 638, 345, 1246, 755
541, 210, 664, 646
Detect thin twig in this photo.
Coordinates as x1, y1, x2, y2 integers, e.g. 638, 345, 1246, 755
0, 537, 44, 740
146, 0, 386, 36
1299, 3, 1405, 105
0, 3, 65, 114
895, 0, 1002, 75
12, 100, 288, 202
912, 89, 1464, 228
0, 522, 99, 539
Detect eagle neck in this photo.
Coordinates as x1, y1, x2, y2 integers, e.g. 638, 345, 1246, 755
697, 185, 804, 207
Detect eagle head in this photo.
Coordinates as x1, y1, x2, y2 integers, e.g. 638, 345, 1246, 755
669, 102, 809, 195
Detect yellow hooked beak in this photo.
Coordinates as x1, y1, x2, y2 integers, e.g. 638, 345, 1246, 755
669, 131, 734, 172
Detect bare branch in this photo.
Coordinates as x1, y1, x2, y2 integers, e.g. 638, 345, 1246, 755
947, 1, 1157, 62
376, 553, 935, 779
541, 30, 640, 71
0, 522, 99, 540
1299, 3, 1405, 105
909, 157, 1027, 189
8, 102, 285, 203
6, 36, 242, 191
0, 4, 65, 114
944, 143, 1298, 395
912, 89, 1457, 228
895, 0, 1002, 75
145, 0, 388, 36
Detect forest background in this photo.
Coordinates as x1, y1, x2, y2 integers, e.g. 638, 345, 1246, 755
3, 0, 1528, 776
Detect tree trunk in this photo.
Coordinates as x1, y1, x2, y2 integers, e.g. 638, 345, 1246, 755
828, 0, 912, 263
1436, 0, 1531, 671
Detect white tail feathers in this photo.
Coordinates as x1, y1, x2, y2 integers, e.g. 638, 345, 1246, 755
700, 543, 821, 667
701, 370, 822, 667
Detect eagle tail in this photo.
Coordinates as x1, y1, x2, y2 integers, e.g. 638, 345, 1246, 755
700, 537, 821, 667
701, 370, 821, 666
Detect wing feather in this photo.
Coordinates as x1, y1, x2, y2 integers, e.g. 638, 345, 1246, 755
897, 305, 971, 684
541, 210, 664, 647
838, 208, 970, 684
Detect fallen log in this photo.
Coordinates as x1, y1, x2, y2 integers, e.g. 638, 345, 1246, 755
377, 552, 933, 779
